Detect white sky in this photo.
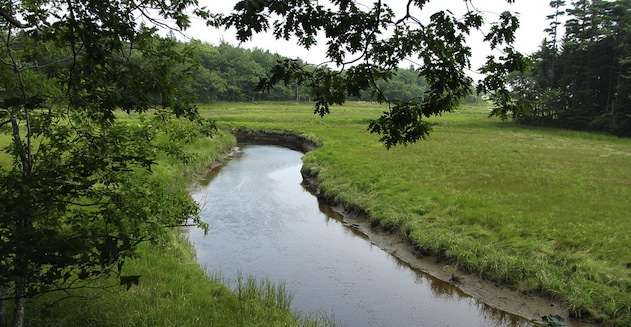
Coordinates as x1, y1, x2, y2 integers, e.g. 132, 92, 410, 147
181, 1, 555, 79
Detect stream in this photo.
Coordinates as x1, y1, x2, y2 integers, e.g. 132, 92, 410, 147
188, 145, 532, 327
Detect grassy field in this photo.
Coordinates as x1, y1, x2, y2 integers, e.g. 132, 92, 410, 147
0, 127, 333, 326
199, 101, 631, 326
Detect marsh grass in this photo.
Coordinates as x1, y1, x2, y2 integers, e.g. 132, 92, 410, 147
205, 273, 338, 327
1, 127, 332, 326
24, 232, 316, 327
199, 101, 631, 326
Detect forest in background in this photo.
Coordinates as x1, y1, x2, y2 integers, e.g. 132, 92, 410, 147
0, 32, 476, 105
506, 0, 631, 136
158, 40, 441, 103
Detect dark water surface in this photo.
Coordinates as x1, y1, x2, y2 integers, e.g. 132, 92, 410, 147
189, 145, 531, 327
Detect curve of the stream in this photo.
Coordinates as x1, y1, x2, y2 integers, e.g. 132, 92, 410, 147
188, 145, 531, 327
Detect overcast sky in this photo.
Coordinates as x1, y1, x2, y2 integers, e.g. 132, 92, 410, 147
181, 1, 555, 79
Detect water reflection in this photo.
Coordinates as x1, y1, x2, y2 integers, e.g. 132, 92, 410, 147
188, 145, 532, 327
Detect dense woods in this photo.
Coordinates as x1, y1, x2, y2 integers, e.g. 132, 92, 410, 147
0, 34, 433, 104
504, 0, 631, 135
184, 41, 432, 103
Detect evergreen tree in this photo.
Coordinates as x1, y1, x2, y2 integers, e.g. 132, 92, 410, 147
504, 0, 631, 136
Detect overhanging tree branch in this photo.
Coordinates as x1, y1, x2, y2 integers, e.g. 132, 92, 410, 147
0, 8, 29, 28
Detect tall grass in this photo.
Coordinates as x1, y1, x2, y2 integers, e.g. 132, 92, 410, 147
235, 277, 293, 312
25, 232, 322, 326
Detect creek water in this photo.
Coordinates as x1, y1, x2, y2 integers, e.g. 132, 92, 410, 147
188, 145, 532, 327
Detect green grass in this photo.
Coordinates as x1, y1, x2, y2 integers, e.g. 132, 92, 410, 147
0, 133, 11, 168
26, 232, 315, 327
199, 101, 631, 326
1, 127, 333, 326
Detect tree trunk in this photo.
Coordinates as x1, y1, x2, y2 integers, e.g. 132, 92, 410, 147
6, 23, 32, 327
9, 115, 31, 327
11, 283, 25, 327
0, 294, 6, 327
11, 300, 24, 327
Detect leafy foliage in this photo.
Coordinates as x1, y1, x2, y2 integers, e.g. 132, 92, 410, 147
0, 1, 215, 325
185, 41, 437, 104
216, 0, 523, 147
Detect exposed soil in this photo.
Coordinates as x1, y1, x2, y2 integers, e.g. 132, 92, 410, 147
232, 128, 319, 153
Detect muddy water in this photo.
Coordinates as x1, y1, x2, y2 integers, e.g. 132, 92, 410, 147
189, 145, 532, 327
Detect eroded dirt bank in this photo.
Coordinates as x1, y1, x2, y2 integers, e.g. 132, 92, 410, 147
232, 127, 593, 327
232, 128, 319, 153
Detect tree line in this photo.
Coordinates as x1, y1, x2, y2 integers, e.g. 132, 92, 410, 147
5, 35, 435, 104
504, 0, 631, 136
0, 33, 438, 104
184, 40, 485, 105
186, 40, 430, 102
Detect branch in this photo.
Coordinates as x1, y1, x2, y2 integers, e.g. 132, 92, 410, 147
163, 223, 200, 228
131, 3, 190, 40
0, 283, 121, 301
395, 0, 414, 25
51, 199, 109, 207
0, 8, 29, 28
